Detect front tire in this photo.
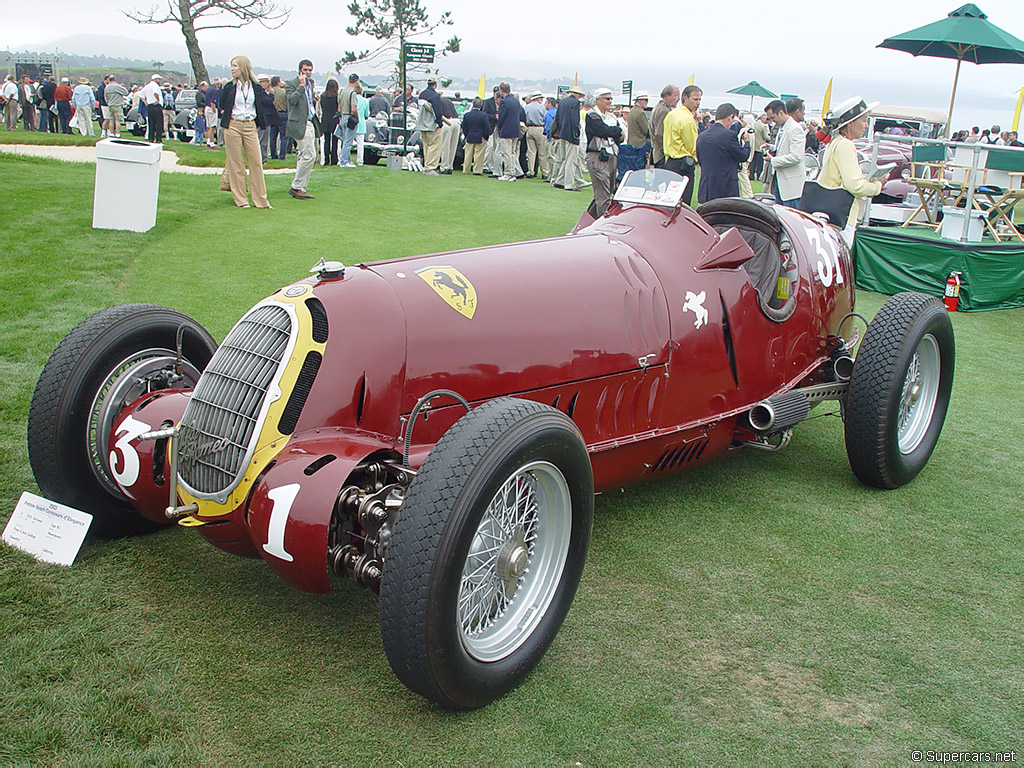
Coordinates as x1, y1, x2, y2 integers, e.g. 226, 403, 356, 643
844, 293, 954, 488
379, 398, 593, 709
27, 304, 217, 536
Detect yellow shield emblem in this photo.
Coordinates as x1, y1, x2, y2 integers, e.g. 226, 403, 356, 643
416, 266, 477, 319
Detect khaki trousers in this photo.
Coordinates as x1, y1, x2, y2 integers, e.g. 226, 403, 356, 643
463, 141, 485, 174
225, 119, 270, 208
548, 139, 565, 185
555, 139, 583, 190
440, 118, 460, 172
499, 137, 519, 177
586, 151, 617, 217
738, 164, 753, 198
292, 120, 316, 192
4, 99, 18, 130
422, 127, 443, 172
75, 105, 94, 136
483, 135, 499, 172
525, 126, 548, 176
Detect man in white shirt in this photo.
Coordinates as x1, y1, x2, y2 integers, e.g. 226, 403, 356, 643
764, 97, 806, 207
2, 75, 18, 131
139, 73, 164, 143
72, 77, 95, 136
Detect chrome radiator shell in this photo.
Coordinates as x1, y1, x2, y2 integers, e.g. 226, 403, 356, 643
176, 300, 298, 504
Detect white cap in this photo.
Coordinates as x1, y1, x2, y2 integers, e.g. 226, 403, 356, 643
257, 73, 271, 81
151, 73, 162, 81
635, 91, 649, 101
594, 87, 613, 99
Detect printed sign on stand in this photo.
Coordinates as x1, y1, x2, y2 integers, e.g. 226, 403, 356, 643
3, 492, 93, 566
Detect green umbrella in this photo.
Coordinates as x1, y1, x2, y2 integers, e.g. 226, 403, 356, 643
878, 4, 1024, 136
726, 81, 777, 112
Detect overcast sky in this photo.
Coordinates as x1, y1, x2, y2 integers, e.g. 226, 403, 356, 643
6, 0, 1024, 124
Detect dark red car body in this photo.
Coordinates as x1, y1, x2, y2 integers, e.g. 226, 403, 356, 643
114, 197, 853, 594
36, 170, 954, 709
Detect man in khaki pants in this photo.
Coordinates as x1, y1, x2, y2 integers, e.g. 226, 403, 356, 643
285, 59, 318, 199
523, 91, 549, 179
2, 75, 19, 130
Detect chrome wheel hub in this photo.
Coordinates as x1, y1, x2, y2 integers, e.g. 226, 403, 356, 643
897, 334, 940, 455
458, 461, 571, 662
88, 349, 202, 498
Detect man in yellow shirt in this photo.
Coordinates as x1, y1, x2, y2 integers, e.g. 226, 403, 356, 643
663, 84, 702, 202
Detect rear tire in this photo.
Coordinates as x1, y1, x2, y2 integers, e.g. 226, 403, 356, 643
28, 304, 217, 536
379, 398, 593, 709
844, 293, 954, 488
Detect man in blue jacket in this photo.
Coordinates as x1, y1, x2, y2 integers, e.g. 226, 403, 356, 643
695, 102, 750, 204
461, 98, 490, 175
550, 85, 584, 191
496, 82, 522, 181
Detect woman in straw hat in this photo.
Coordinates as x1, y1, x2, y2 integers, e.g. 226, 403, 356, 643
817, 97, 883, 243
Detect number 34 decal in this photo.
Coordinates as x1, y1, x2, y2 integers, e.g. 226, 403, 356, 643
804, 226, 845, 288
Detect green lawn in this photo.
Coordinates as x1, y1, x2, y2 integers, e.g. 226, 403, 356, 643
1, 153, 1022, 765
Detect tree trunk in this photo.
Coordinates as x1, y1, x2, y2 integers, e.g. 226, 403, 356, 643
178, 0, 209, 84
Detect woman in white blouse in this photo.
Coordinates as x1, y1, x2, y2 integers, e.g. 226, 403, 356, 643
219, 55, 272, 209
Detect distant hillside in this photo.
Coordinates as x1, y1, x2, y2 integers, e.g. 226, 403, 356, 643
3, 46, 593, 96
2, 48, 232, 83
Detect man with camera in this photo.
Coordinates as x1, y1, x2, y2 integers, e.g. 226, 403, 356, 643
585, 88, 624, 217
695, 103, 750, 204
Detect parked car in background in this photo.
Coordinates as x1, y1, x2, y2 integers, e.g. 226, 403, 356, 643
169, 89, 198, 143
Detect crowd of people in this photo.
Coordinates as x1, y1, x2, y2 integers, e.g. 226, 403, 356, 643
949, 124, 1022, 146
5, 62, 1022, 218
1, 71, 185, 139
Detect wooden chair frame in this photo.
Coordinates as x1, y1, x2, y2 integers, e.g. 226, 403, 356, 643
902, 143, 952, 231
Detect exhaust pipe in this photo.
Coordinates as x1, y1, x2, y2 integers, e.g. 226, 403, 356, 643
833, 355, 854, 382
748, 390, 811, 432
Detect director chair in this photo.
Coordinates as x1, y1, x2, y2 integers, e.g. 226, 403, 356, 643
970, 149, 1024, 243
902, 143, 953, 231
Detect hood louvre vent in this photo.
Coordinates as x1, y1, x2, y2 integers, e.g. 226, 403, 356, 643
651, 437, 709, 473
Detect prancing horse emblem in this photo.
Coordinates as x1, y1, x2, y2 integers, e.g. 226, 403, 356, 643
683, 290, 708, 329
416, 266, 478, 319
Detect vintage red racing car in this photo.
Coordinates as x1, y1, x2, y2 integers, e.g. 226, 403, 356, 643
28, 170, 954, 709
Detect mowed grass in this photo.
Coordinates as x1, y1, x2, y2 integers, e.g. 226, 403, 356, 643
1, 152, 1023, 765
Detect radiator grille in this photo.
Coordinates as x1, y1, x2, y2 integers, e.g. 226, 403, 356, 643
177, 304, 293, 496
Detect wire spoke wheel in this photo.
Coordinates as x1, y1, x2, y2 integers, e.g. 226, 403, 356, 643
897, 334, 940, 455
379, 398, 593, 709
845, 293, 954, 489
458, 461, 571, 662
28, 304, 217, 536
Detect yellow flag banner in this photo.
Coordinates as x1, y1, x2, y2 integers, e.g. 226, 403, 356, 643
688, 74, 694, 86
822, 77, 833, 117
477, 74, 486, 100
1013, 87, 1023, 133
573, 72, 578, 88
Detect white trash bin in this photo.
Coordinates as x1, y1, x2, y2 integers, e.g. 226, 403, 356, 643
93, 138, 163, 233
940, 205, 985, 243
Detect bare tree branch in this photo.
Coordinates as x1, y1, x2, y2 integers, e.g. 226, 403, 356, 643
123, 0, 292, 82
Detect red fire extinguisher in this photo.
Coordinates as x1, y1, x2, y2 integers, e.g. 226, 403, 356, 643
944, 271, 962, 312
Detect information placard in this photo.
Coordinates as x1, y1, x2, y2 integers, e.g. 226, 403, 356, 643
3, 492, 93, 566
403, 42, 435, 63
